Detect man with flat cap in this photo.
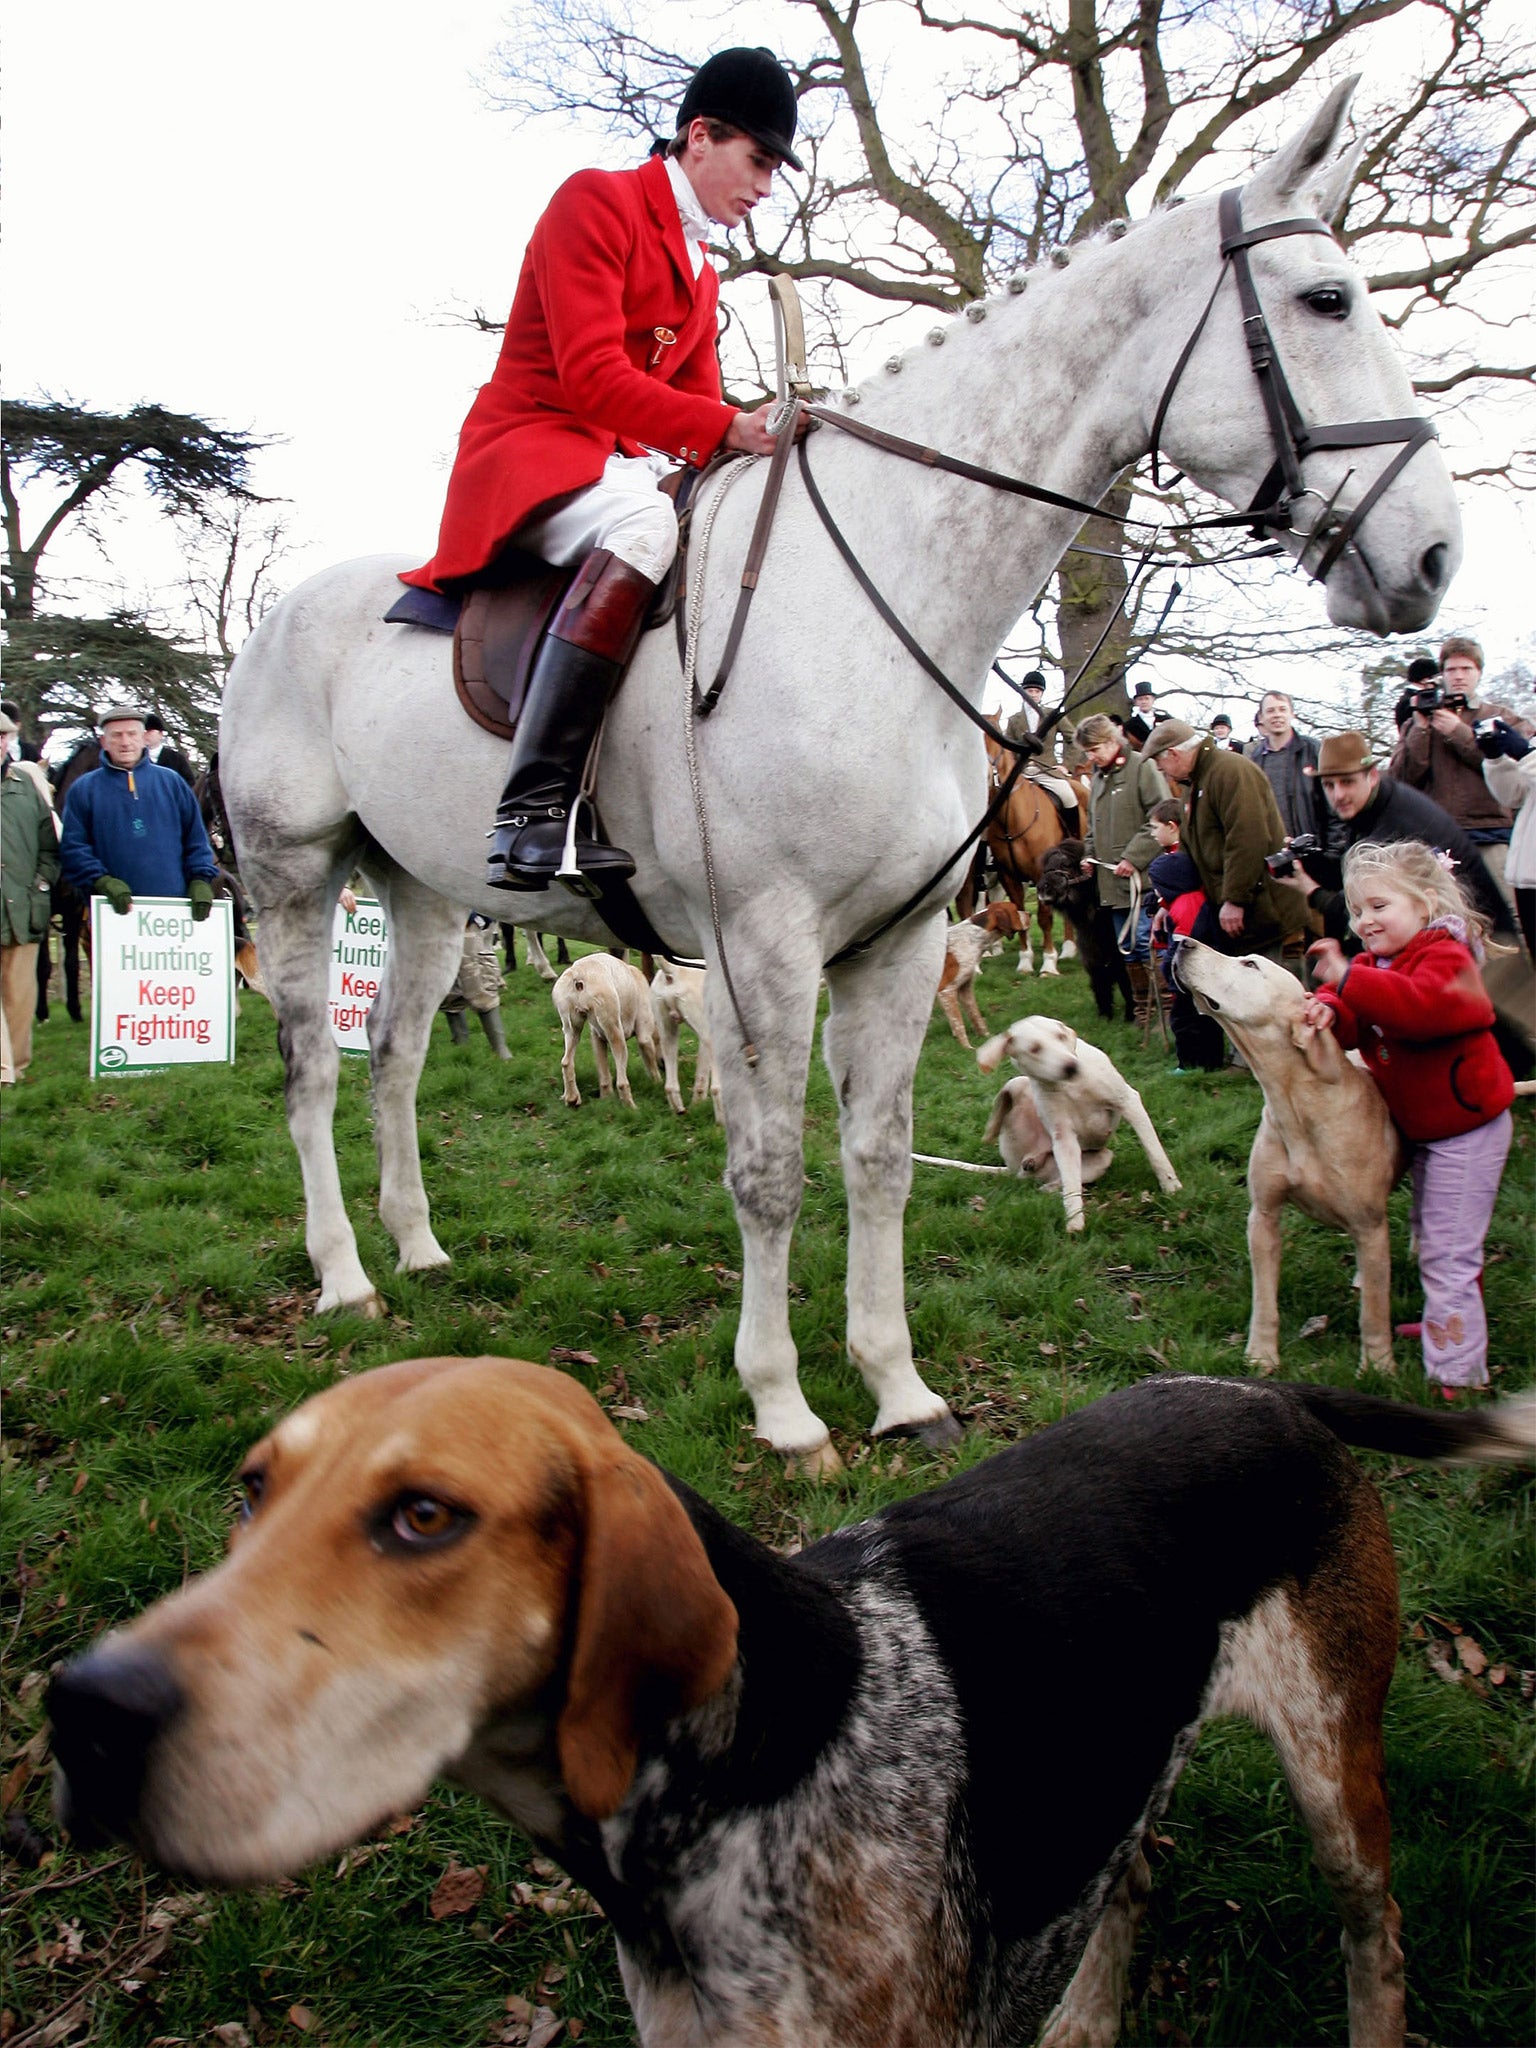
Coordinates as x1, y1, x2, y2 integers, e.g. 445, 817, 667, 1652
403, 47, 804, 892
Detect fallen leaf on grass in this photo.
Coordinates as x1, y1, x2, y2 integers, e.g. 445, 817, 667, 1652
548, 1348, 600, 1368
637, 1313, 662, 1345
287, 2006, 315, 2032
528, 2010, 565, 2048
429, 1860, 487, 1919
1297, 1314, 1329, 1341
210, 2026, 252, 2048
1425, 1641, 1460, 1684
1454, 1634, 1488, 1677
1488, 1664, 1508, 1687
610, 1404, 649, 1423
1038, 1342, 1058, 1357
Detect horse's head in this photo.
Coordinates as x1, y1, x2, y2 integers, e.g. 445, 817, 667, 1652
1151, 77, 1460, 636
1035, 839, 1085, 906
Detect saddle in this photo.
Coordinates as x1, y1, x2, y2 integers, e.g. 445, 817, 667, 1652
382, 471, 697, 744
1024, 763, 1082, 827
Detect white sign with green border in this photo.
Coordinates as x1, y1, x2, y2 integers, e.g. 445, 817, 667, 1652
90, 896, 236, 1078
330, 897, 389, 1051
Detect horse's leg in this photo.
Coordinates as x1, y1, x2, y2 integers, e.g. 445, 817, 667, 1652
708, 918, 833, 1466
247, 846, 382, 1314
824, 915, 961, 1446
64, 895, 86, 1023
34, 922, 51, 1022
1038, 895, 1060, 976
1060, 917, 1078, 963
364, 866, 465, 1275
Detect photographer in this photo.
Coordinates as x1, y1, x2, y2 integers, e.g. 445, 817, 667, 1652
1478, 716, 1536, 955
1388, 637, 1513, 897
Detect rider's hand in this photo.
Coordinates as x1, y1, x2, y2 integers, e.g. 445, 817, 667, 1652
1218, 900, 1246, 937
1307, 938, 1349, 987
723, 403, 807, 459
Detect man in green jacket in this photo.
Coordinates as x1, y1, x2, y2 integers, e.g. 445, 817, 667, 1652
1076, 713, 1168, 1019
1, 716, 60, 1084
1141, 719, 1307, 959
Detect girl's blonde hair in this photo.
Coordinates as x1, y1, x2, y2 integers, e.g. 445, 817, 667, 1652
1341, 838, 1489, 944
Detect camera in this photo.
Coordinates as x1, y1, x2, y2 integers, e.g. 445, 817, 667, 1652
1476, 718, 1532, 762
1265, 832, 1321, 878
1412, 687, 1469, 716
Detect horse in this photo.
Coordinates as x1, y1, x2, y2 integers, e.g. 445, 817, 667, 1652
977, 739, 1089, 976
219, 81, 1459, 1469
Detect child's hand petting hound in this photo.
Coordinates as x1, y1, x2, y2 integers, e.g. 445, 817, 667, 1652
1302, 995, 1337, 1032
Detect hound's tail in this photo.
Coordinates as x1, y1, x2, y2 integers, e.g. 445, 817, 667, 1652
1294, 1385, 1536, 1466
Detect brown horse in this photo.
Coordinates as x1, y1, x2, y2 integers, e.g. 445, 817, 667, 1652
958, 740, 1089, 977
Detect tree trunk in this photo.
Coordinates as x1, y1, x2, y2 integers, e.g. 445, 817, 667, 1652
1055, 484, 1134, 726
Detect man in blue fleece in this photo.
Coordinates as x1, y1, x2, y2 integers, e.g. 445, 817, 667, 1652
59, 705, 218, 919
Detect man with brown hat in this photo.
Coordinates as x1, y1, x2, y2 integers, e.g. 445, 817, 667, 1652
1274, 731, 1513, 944
1140, 719, 1306, 958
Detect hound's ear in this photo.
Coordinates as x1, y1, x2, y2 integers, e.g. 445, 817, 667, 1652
1246, 75, 1359, 211
1062, 1025, 1079, 1053
557, 1445, 738, 1820
976, 1034, 1008, 1074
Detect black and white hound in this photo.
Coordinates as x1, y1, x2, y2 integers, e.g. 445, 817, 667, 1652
49, 1358, 1532, 2047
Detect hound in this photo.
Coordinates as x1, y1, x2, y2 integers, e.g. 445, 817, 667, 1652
650, 961, 722, 1120
49, 1358, 1534, 2048
977, 1016, 1181, 1230
1173, 941, 1406, 1374
552, 954, 661, 1107
937, 902, 1027, 1047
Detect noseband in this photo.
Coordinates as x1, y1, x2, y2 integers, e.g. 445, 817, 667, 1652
1149, 188, 1439, 584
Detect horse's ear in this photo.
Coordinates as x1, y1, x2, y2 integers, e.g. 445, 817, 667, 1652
1246, 75, 1359, 212
1314, 138, 1364, 227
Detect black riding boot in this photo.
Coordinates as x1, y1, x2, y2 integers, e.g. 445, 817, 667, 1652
485, 550, 654, 893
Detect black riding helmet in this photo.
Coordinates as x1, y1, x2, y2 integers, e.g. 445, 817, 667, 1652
673, 47, 803, 172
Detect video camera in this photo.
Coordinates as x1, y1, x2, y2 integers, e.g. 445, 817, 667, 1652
1264, 832, 1321, 879
1411, 686, 1469, 716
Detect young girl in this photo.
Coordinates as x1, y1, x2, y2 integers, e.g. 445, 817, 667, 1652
1306, 839, 1515, 1397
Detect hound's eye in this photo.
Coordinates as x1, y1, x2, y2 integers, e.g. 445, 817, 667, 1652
380, 1494, 474, 1552
238, 1470, 266, 1521
1302, 286, 1349, 320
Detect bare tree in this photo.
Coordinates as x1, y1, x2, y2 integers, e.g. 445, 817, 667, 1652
182, 500, 293, 672
485, 0, 1534, 714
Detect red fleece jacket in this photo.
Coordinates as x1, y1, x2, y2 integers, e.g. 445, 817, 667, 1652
1315, 923, 1514, 1141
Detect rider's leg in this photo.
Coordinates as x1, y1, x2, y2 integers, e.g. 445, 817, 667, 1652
487, 459, 678, 892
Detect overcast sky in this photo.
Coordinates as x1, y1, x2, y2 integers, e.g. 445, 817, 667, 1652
8, 1, 1533, 731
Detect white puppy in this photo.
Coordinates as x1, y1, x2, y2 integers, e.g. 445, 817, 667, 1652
977, 1016, 1181, 1231
650, 962, 722, 1120
552, 955, 662, 1108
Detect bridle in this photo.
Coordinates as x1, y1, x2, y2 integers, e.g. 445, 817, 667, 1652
1148, 188, 1439, 585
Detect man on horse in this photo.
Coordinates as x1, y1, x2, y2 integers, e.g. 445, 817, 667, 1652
401, 48, 803, 893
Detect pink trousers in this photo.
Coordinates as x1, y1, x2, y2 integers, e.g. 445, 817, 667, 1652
1410, 1110, 1513, 1387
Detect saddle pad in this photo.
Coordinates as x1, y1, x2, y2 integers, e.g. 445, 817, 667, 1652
454, 554, 577, 743
384, 586, 462, 634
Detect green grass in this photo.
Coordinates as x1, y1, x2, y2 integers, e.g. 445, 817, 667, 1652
3, 945, 1532, 2047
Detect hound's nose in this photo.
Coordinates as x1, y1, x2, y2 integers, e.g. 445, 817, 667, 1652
49, 1646, 184, 1847
1061, 1061, 1080, 1080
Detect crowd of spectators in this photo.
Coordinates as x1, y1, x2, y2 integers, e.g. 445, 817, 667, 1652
1054, 636, 1534, 1078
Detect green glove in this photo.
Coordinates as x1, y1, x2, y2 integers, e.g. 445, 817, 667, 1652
188, 877, 214, 922
95, 876, 132, 917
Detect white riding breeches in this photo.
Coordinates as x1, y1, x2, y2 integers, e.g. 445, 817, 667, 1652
516, 452, 681, 584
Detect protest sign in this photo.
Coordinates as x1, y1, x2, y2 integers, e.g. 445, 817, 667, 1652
91, 896, 236, 1078
330, 897, 389, 1050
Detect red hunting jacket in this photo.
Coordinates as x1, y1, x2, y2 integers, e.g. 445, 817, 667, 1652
1315, 924, 1514, 1142
403, 155, 736, 592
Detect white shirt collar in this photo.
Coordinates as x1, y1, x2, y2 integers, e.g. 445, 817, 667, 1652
663, 155, 712, 277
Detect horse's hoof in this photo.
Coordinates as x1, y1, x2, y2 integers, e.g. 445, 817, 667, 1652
395, 1243, 451, 1275
785, 1440, 844, 1480
875, 1409, 965, 1450
317, 1288, 385, 1320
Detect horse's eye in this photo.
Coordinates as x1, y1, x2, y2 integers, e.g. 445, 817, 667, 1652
1303, 286, 1349, 321
378, 1494, 474, 1553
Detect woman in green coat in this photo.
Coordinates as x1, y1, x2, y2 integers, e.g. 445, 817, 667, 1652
1, 742, 60, 1083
